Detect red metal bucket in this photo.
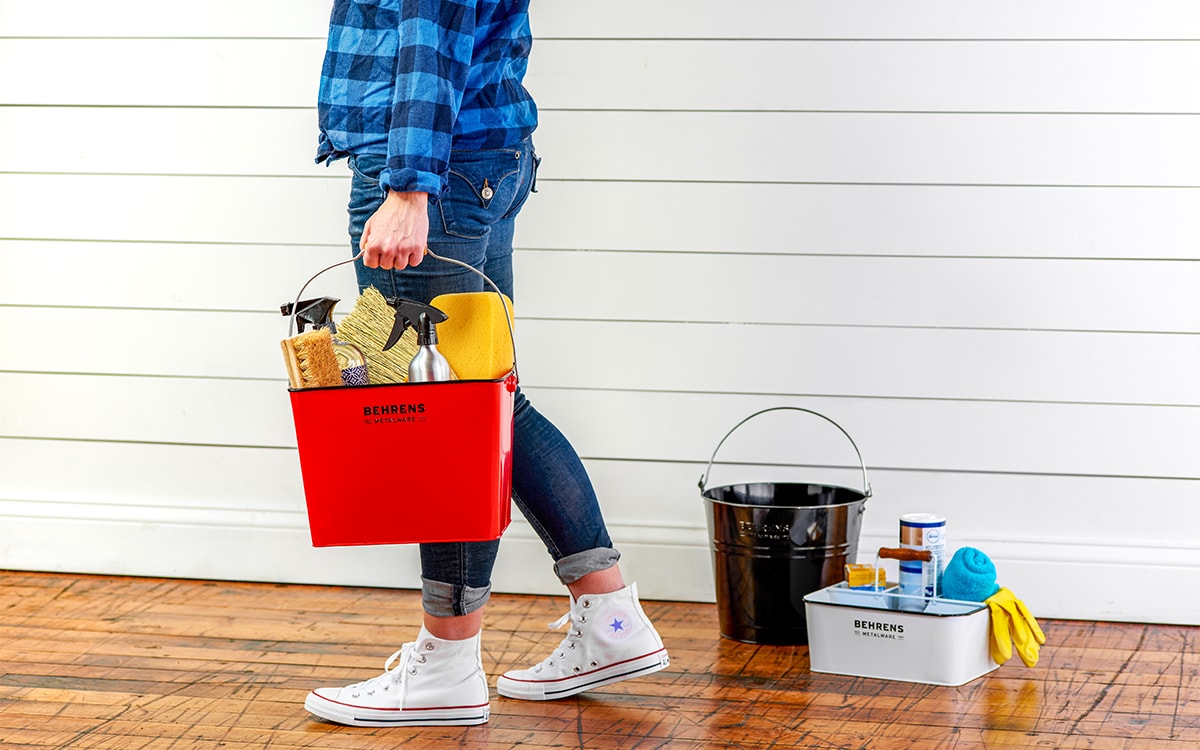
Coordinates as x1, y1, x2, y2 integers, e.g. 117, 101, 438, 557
288, 374, 517, 546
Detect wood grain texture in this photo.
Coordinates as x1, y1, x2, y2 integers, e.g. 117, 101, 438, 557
1, 572, 1197, 749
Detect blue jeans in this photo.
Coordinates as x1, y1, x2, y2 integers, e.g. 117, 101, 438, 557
345, 143, 619, 617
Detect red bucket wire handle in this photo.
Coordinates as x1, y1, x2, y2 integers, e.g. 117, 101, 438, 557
285, 247, 519, 381
698, 406, 873, 498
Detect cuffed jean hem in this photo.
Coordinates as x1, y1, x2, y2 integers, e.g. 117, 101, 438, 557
553, 547, 622, 585
421, 577, 492, 618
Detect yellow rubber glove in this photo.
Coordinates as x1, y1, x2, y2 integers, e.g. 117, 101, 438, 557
985, 587, 1046, 667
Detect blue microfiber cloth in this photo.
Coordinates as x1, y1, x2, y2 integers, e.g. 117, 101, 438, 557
941, 547, 1001, 602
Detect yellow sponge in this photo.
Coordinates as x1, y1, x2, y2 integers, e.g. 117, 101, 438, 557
430, 291, 515, 380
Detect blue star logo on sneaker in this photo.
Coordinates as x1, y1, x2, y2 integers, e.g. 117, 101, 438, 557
601, 609, 633, 640
496, 584, 669, 701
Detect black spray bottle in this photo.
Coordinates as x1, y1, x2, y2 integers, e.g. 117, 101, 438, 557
281, 297, 369, 386
407, 312, 457, 382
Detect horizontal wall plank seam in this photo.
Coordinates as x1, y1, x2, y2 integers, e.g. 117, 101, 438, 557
4, 240, 1194, 263
4, 377, 1200, 407
534, 37, 1200, 43
0, 435, 297, 451
8, 171, 1200, 192
514, 249, 1200, 262
0, 104, 314, 110
0, 35, 328, 41
0, 369, 286, 381
542, 109, 1200, 116
525, 386, 1200, 409
607, 455, 1200, 483
6, 172, 1200, 189
435, 318, 1200, 336
3, 436, 1196, 482
4, 305, 1197, 337
0, 237, 340, 249
14, 106, 1200, 116
543, 179, 1200, 189
8, 36, 1200, 42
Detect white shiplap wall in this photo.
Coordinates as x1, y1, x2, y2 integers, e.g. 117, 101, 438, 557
1, 1, 1197, 625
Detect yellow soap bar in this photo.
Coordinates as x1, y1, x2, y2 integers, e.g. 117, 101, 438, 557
845, 564, 887, 589
430, 291, 516, 381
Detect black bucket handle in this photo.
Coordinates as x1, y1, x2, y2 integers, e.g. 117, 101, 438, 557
698, 406, 873, 498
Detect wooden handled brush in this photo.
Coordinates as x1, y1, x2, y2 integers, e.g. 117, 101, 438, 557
281, 328, 343, 389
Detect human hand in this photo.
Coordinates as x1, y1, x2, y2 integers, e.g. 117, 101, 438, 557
985, 587, 1046, 667
360, 190, 429, 270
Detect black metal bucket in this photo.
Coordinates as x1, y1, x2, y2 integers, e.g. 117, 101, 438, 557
700, 408, 872, 645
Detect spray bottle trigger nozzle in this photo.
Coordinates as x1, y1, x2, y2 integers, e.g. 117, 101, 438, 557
382, 298, 448, 351
281, 297, 339, 333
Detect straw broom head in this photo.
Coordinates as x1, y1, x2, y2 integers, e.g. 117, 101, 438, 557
334, 286, 419, 384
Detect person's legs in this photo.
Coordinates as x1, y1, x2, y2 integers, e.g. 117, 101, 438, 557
307, 145, 667, 727
348, 146, 631, 608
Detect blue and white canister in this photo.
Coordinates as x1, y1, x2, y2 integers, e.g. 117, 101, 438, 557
899, 513, 946, 599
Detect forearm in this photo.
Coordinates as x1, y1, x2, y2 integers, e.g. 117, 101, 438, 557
360, 190, 429, 270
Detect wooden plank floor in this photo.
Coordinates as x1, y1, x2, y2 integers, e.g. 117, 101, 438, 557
0, 571, 1197, 749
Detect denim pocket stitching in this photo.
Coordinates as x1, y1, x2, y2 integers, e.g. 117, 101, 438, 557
348, 156, 381, 187
448, 166, 521, 209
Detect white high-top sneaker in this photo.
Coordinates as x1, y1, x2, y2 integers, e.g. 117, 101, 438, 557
496, 582, 669, 701
305, 627, 489, 727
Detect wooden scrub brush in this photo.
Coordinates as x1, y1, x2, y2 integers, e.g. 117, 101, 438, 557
281, 328, 343, 389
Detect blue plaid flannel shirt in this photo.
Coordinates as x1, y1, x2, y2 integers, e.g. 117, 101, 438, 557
316, 0, 537, 199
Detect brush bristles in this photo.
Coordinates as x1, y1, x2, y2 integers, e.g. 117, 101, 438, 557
284, 328, 343, 388
334, 286, 419, 384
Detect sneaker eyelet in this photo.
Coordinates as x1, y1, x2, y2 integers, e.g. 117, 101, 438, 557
579, 615, 587, 623
573, 667, 581, 673
568, 644, 576, 650
590, 661, 598, 667
582, 600, 592, 608
409, 667, 418, 675
424, 642, 435, 651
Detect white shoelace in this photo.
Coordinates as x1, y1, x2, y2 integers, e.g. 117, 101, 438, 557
531, 610, 586, 674
348, 642, 424, 698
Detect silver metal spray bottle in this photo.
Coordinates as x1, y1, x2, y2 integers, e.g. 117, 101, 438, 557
407, 312, 457, 382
